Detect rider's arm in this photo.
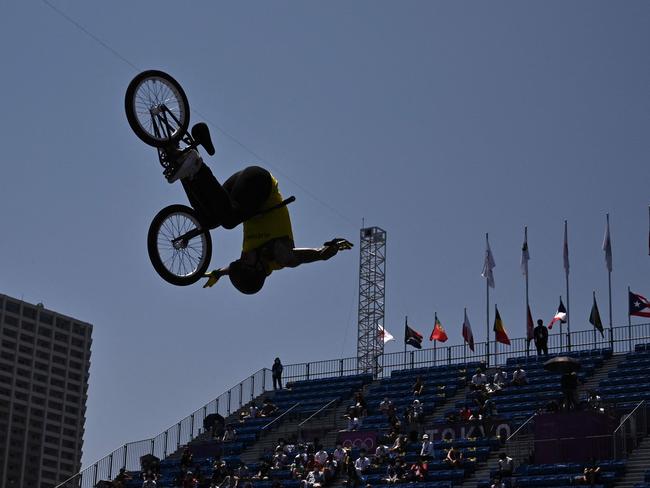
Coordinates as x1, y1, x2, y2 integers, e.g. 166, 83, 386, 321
272, 238, 344, 268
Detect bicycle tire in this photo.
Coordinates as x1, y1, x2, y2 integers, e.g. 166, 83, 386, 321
147, 204, 212, 286
125, 70, 190, 147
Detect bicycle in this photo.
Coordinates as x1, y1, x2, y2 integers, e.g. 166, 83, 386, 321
124, 70, 294, 286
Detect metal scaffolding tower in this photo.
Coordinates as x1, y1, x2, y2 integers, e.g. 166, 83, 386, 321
357, 226, 387, 376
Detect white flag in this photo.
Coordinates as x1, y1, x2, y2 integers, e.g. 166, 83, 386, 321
481, 236, 496, 288
378, 325, 394, 343
603, 215, 612, 273
462, 309, 475, 352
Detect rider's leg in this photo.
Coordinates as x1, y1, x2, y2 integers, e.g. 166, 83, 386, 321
181, 163, 238, 229
221, 166, 272, 223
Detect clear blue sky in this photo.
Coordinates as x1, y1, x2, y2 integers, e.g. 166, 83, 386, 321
1, 1, 648, 468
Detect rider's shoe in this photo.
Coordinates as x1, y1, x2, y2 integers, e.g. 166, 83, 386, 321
165, 149, 202, 183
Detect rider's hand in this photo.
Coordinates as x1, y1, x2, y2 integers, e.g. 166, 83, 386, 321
323, 238, 354, 251
203, 270, 221, 288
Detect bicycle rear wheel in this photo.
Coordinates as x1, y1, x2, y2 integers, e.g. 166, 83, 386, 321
125, 70, 190, 147
147, 204, 212, 286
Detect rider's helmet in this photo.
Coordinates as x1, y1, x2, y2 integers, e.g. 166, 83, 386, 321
229, 259, 266, 295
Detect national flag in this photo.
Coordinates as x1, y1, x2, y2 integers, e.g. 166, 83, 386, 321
493, 306, 511, 345
430, 314, 448, 342
378, 325, 395, 343
481, 236, 496, 288
526, 304, 534, 343
405, 323, 423, 349
629, 291, 650, 318
462, 309, 475, 352
589, 293, 605, 337
521, 228, 530, 276
548, 298, 567, 329
563, 221, 570, 275
603, 215, 612, 273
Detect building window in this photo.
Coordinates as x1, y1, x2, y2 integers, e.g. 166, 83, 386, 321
4, 300, 20, 313
23, 306, 37, 319
38, 326, 52, 337
36, 339, 51, 349
3, 315, 18, 326
39, 312, 53, 325
3, 329, 17, 338
21, 321, 35, 332
53, 344, 68, 355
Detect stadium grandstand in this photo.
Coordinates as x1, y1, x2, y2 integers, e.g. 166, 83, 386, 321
56, 321, 650, 488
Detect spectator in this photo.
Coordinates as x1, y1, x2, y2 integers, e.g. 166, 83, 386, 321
577, 458, 601, 486
373, 443, 389, 466
182, 471, 199, 488
344, 455, 362, 488
385, 458, 405, 485
587, 390, 604, 413
389, 434, 407, 458
254, 459, 272, 480
412, 376, 425, 396
409, 457, 428, 482
261, 398, 279, 417
180, 448, 193, 473
459, 405, 472, 421
471, 368, 488, 391
210, 460, 228, 486
354, 449, 371, 483
493, 369, 508, 388
344, 408, 361, 431
333, 443, 347, 467
323, 455, 337, 483
444, 445, 463, 468
497, 452, 514, 479
412, 399, 424, 423
379, 397, 393, 416
490, 478, 504, 488
534, 320, 549, 356
113, 468, 132, 488
248, 402, 259, 419
545, 399, 559, 413
355, 392, 368, 417
420, 433, 435, 460
142, 477, 157, 488
511, 366, 527, 386
222, 425, 237, 442
272, 447, 288, 469
314, 445, 329, 467
272, 357, 284, 390
561, 371, 579, 411
301, 466, 324, 488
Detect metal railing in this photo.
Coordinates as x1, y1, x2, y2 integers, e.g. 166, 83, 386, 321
58, 321, 650, 487
261, 402, 301, 432
612, 400, 648, 459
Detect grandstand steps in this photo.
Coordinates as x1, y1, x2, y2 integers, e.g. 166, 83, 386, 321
614, 436, 650, 488
425, 383, 469, 429
578, 354, 625, 398
239, 402, 346, 464
458, 446, 503, 488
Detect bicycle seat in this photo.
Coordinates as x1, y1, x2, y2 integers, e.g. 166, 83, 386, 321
191, 122, 215, 156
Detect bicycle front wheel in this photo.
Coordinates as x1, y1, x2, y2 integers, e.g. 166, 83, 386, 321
125, 70, 190, 147
147, 204, 212, 286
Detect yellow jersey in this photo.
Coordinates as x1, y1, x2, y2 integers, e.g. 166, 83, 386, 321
242, 174, 294, 273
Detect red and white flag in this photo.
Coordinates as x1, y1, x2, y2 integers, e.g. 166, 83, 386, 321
462, 309, 475, 352
548, 298, 567, 329
378, 325, 394, 343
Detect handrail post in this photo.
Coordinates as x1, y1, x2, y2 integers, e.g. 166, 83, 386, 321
108, 452, 113, 479
190, 414, 195, 439
306, 363, 310, 381
251, 375, 255, 401
150, 438, 154, 455
410, 351, 414, 369
177, 422, 181, 449
122, 444, 128, 470
163, 430, 168, 458
216, 398, 220, 416
340, 359, 344, 377
447, 347, 451, 365
227, 390, 232, 415
239, 382, 243, 409
93, 463, 98, 486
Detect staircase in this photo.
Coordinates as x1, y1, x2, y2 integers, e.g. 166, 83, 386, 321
614, 436, 650, 488
577, 354, 625, 399
459, 448, 502, 488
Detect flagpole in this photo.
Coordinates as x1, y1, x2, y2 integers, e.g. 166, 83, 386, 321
606, 214, 614, 349
494, 303, 498, 366
628, 285, 632, 351
463, 307, 467, 365
486, 233, 491, 367
404, 315, 409, 368
565, 220, 571, 351
559, 295, 564, 353
524, 226, 530, 357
